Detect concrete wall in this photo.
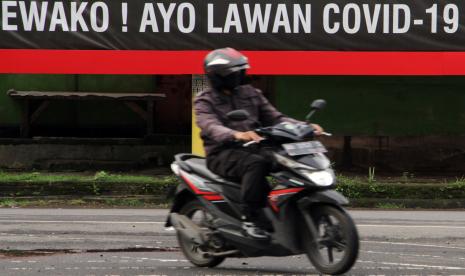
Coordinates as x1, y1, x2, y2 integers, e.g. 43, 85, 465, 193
323, 135, 465, 174
0, 138, 189, 170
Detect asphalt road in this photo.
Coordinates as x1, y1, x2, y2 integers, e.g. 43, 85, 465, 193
0, 208, 464, 275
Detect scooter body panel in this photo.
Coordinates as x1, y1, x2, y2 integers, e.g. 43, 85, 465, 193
168, 161, 351, 257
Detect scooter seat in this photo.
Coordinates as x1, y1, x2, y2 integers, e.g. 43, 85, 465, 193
184, 158, 240, 188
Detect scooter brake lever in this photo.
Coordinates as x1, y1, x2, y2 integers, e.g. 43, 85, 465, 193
243, 137, 267, 147
243, 140, 259, 147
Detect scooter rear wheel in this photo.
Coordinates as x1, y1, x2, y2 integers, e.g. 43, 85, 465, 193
302, 204, 359, 275
177, 200, 225, 267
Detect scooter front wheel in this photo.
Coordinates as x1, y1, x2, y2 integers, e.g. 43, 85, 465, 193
177, 200, 225, 267
301, 204, 359, 275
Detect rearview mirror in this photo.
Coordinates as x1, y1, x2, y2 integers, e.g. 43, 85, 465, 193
311, 99, 326, 110
305, 99, 327, 122
226, 109, 250, 121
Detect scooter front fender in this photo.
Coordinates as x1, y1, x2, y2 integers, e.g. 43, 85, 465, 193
297, 189, 349, 209
165, 185, 196, 227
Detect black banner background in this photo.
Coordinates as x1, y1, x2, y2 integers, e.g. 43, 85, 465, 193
1, 0, 465, 50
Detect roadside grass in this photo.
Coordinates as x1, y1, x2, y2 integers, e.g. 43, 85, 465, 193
0, 199, 48, 208
0, 171, 82, 183
0, 197, 169, 208
336, 174, 465, 200
1, 170, 462, 188
0, 171, 179, 195
0, 170, 464, 208
0, 171, 174, 184
451, 176, 465, 187
91, 171, 175, 184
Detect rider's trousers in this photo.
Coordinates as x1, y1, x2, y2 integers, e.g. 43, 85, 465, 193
206, 147, 272, 217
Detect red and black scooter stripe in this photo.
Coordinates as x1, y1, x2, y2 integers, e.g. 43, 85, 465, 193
179, 171, 225, 202
268, 188, 305, 212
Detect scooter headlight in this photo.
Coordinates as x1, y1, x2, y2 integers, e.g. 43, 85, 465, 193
300, 170, 334, 186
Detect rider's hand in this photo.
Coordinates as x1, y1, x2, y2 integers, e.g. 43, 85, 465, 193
234, 131, 264, 142
311, 124, 324, 136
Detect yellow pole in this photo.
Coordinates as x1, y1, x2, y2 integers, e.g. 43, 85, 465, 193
192, 108, 205, 156
192, 75, 206, 157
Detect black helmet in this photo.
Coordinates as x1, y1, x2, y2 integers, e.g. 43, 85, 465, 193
204, 48, 250, 91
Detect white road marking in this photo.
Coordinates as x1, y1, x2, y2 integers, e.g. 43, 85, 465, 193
0, 220, 164, 224
358, 260, 465, 270
87, 260, 105, 263
115, 256, 188, 263
361, 250, 442, 259
3, 220, 464, 229
362, 240, 465, 250
158, 259, 180, 262
359, 224, 465, 229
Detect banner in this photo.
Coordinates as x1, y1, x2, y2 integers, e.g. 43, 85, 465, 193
1, 0, 465, 74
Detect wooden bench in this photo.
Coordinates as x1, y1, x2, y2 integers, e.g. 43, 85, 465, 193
7, 89, 166, 138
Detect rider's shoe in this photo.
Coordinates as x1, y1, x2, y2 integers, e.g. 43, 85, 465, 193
242, 221, 270, 240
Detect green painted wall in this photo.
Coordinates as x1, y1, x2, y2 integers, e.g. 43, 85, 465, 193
0, 75, 75, 125
0, 74, 155, 127
3, 75, 465, 136
274, 76, 465, 135
75, 75, 155, 127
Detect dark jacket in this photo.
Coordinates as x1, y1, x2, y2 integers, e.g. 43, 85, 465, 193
194, 85, 301, 156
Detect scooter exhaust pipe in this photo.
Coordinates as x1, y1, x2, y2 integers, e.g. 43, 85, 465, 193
169, 213, 205, 244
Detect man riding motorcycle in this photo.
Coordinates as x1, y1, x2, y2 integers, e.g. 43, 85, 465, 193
194, 47, 324, 239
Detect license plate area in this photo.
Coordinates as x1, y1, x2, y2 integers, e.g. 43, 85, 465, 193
282, 141, 327, 156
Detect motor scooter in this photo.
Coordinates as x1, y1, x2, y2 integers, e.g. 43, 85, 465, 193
166, 99, 359, 275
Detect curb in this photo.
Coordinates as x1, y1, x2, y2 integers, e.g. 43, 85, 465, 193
1, 195, 464, 209
0, 195, 168, 208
